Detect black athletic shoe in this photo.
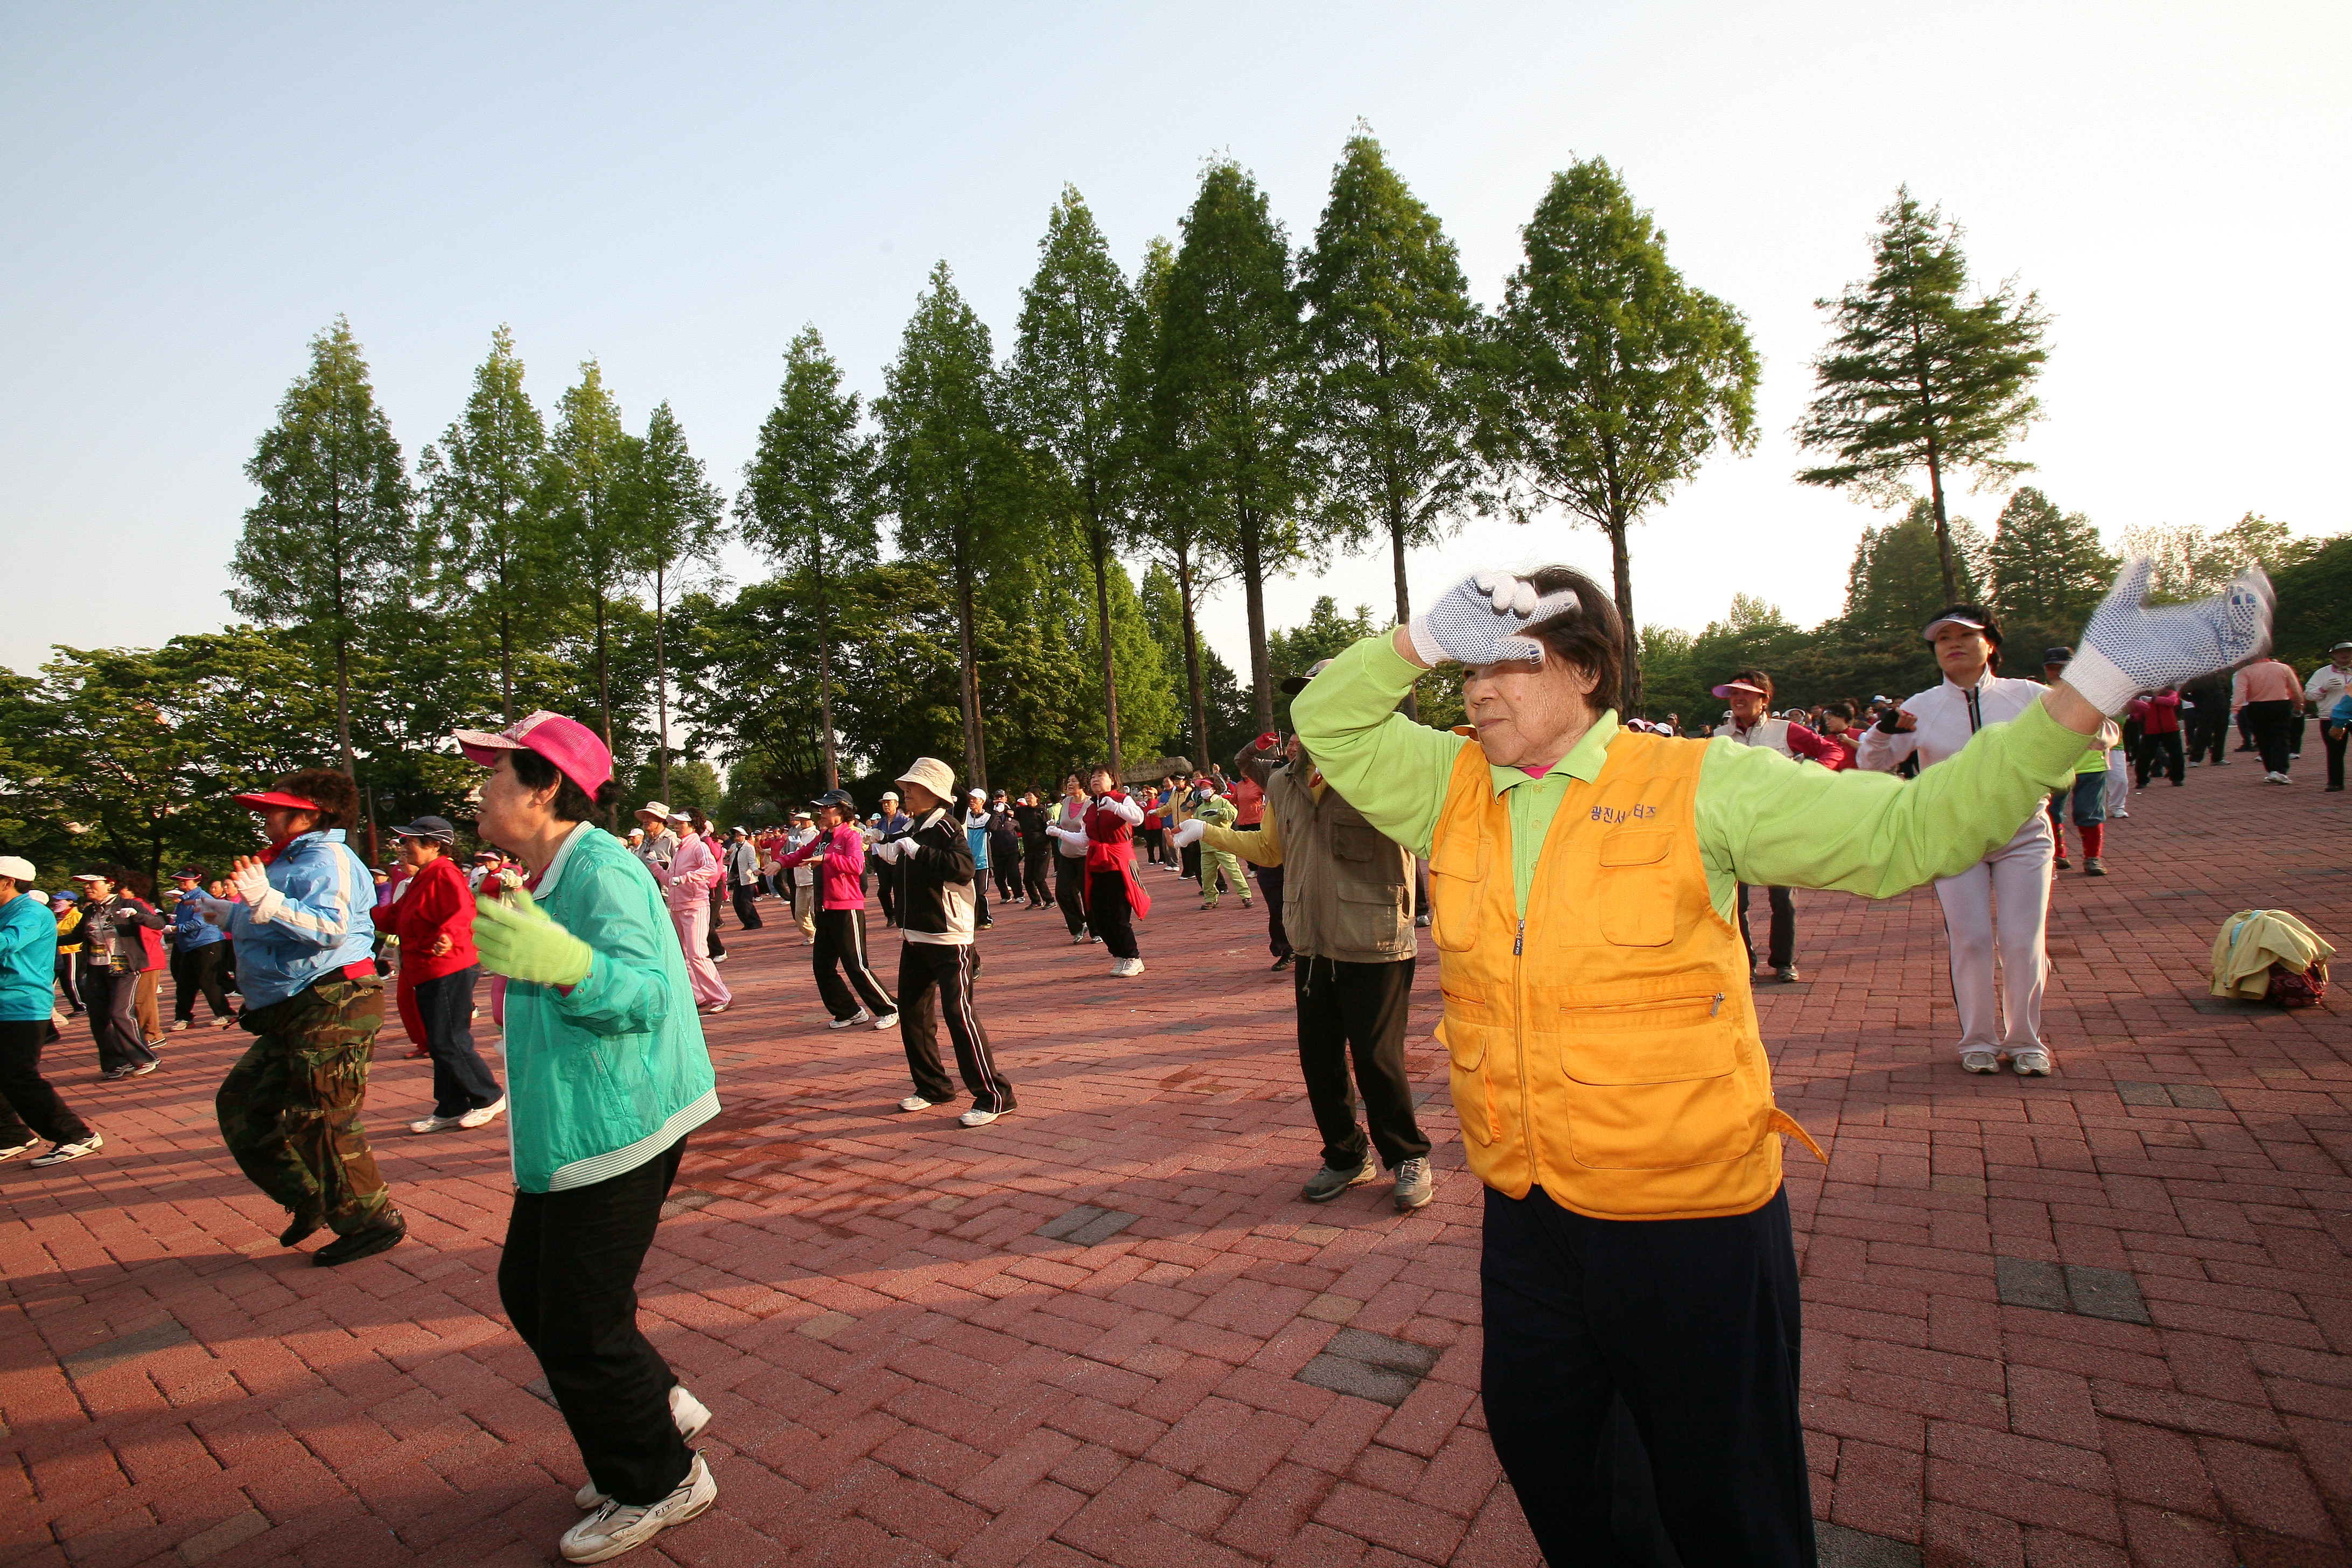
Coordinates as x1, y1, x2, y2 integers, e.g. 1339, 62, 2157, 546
314, 1214, 406, 1268
279, 1210, 325, 1248
1271, 954, 1293, 971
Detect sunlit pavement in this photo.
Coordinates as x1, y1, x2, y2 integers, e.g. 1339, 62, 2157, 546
4, 768, 2347, 1566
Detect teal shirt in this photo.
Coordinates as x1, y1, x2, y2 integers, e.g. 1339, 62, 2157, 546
1292, 635, 2092, 921
505, 822, 719, 1193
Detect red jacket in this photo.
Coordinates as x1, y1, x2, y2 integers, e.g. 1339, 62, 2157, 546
374, 854, 478, 984
2129, 691, 2181, 736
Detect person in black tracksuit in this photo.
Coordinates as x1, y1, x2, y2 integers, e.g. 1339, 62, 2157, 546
871, 760, 1016, 1127
1013, 793, 1053, 911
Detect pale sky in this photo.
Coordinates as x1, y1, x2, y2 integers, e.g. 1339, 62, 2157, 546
4, 2, 2345, 682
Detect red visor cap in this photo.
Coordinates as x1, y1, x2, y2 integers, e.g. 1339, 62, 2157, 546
233, 790, 324, 813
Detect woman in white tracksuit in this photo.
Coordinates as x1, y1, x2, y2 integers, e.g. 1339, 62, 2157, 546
1859, 604, 2057, 1076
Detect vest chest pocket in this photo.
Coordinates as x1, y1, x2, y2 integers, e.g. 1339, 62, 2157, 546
1595, 829, 1674, 947
1427, 830, 1487, 952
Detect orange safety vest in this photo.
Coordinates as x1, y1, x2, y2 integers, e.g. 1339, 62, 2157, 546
1428, 730, 1821, 1221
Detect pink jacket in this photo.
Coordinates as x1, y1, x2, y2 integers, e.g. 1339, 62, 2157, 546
658, 832, 724, 910
778, 824, 869, 911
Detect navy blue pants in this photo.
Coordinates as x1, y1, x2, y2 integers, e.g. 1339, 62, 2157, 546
1481, 1184, 1814, 1568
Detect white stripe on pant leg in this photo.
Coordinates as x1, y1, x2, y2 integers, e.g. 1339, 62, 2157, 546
947, 945, 1006, 1108
844, 911, 893, 1013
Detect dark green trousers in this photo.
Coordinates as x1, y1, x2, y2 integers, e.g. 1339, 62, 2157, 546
216, 975, 397, 1236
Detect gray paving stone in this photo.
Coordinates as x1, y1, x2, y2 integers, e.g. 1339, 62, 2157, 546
1295, 1350, 1422, 1408
1994, 1256, 2069, 1313
2064, 1264, 2152, 1325
1817, 1521, 1922, 1568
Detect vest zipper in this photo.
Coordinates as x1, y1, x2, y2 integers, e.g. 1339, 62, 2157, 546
1711, 991, 1724, 1016
1514, 919, 1524, 956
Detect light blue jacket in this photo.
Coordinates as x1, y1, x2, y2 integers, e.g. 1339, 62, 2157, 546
0, 894, 58, 1023
504, 823, 718, 1193
225, 830, 376, 1009
964, 811, 991, 870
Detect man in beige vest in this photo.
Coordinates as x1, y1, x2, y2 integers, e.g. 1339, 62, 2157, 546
1177, 663, 1432, 1213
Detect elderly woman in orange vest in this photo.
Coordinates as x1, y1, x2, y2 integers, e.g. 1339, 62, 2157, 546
1292, 560, 2270, 1568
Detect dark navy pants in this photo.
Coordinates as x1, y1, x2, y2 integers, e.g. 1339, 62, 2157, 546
1481, 1184, 1814, 1568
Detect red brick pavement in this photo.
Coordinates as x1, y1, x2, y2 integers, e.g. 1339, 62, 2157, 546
3, 761, 2346, 1567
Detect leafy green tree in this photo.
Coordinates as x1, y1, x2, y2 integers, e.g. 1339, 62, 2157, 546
628, 400, 726, 801
1009, 187, 1138, 772
1844, 499, 1987, 641
1486, 159, 1759, 715
539, 359, 648, 751
2270, 532, 2351, 674
1298, 130, 1485, 717
1268, 596, 1378, 734
1162, 162, 1315, 734
419, 324, 548, 723
878, 262, 1025, 787
738, 326, 882, 789
1797, 188, 2050, 603
1129, 241, 1229, 766
229, 316, 414, 775
1988, 487, 2112, 627
2120, 512, 2322, 603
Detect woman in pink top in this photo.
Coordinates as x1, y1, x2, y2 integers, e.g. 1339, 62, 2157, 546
775, 790, 898, 1029
652, 813, 731, 1012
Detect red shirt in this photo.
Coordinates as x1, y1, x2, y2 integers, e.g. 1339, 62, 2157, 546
374, 854, 479, 984
1230, 778, 1265, 827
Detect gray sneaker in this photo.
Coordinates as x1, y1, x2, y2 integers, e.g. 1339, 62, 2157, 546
1300, 1160, 1375, 1203
1392, 1157, 1434, 1213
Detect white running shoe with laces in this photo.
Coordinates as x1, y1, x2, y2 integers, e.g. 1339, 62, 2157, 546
828, 1009, 873, 1030
897, 1095, 936, 1112
458, 1096, 507, 1129
409, 1114, 466, 1135
959, 1108, 1000, 1128
1960, 1050, 2002, 1074
30, 1132, 103, 1167
872, 1012, 900, 1031
559, 1452, 717, 1562
2010, 1049, 2055, 1076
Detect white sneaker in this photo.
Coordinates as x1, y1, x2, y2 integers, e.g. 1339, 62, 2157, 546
0, 1138, 36, 1161
29, 1133, 103, 1167
829, 1010, 873, 1030
1960, 1050, 2002, 1074
169, 1020, 190, 1033
560, 1452, 717, 1562
697, 1002, 727, 1015
959, 1108, 1000, 1128
1070, 934, 1088, 946
458, 1096, 507, 1129
1111, 957, 1146, 977
576, 1387, 712, 1508
872, 1012, 900, 1031
409, 1114, 466, 1134
2010, 1049, 2055, 1076
897, 1095, 936, 1112
214, 1016, 237, 1030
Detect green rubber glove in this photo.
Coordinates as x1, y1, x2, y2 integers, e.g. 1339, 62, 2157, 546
473, 886, 593, 988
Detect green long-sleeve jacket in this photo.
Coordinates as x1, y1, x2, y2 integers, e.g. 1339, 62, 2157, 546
1291, 635, 2091, 920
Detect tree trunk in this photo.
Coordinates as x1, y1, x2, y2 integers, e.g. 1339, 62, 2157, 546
1608, 516, 1642, 716
1091, 517, 1123, 775
655, 561, 671, 804
1177, 548, 1209, 769
1239, 508, 1273, 735
334, 631, 353, 778
1390, 498, 1417, 722
498, 594, 515, 724
1923, 425, 1958, 604
814, 549, 839, 789
594, 593, 611, 747
954, 526, 986, 790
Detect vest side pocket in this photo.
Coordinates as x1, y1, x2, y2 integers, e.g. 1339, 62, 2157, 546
1436, 1004, 1497, 1146
1595, 830, 1674, 947
1538, 983, 1748, 1171
1427, 833, 1487, 952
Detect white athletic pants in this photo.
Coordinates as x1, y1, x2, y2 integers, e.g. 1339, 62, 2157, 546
1931, 823, 2053, 1055
2103, 747, 2131, 816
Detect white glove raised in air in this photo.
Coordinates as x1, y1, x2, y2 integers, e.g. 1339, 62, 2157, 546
870, 837, 907, 864
227, 858, 270, 904
2062, 558, 2274, 716
1408, 572, 1583, 668
1170, 818, 1208, 849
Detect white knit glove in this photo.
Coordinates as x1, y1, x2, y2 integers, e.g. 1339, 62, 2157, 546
2062, 558, 2274, 716
870, 837, 907, 864
1408, 572, 1583, 667
191, 893, 236, 927
228, 859, 270, 903
1170, 819, 1207, 849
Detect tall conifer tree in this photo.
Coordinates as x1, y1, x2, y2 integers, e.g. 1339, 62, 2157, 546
739, 327, 881, 789
539, 360, 646, 751
1486, 159, 1758, 715
629, 401, 726, 801
1988, 487, 2112, 627
1798, 188, 2050, 603
1161, 162, 1313, 735
1298, 131, 1483, 717
229, 316, 412, 776
879, 262, 1018, 788
1009, 187, 1136, 773
419, 324, 546, 722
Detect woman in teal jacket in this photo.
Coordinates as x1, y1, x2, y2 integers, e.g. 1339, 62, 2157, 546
455, 711, 720, 1564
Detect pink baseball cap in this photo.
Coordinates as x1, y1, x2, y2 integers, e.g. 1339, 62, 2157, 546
453, 711, 613, 799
